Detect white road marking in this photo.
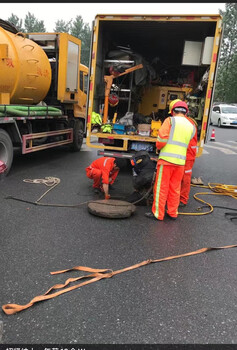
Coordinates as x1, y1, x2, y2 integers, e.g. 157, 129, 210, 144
202, 149, 209, 154
212, 141, 237, 150
81, 146, 93, 151
204, 144, 237, 154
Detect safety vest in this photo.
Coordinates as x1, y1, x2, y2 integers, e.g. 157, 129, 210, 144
92, 111, 102, 125
159, 116, 196, 165
101, 124, 113, 133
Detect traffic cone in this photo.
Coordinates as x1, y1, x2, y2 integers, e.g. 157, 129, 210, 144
210, 129, 215, 141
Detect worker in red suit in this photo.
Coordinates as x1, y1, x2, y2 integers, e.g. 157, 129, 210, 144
145, 100, 196, 221
86, 157, 121, 199
179, 115, 198, 207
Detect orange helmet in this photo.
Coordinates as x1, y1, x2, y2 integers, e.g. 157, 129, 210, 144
171, 100, 188, 116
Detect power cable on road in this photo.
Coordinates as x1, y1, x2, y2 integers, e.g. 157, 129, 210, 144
5, 178, 237, 219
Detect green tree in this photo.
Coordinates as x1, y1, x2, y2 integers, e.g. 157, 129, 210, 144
24, 12, 46, 32
214, 3, 237, 103
54, 19, 72, 33
70, 15, 91, 66
7, 13, 25, 32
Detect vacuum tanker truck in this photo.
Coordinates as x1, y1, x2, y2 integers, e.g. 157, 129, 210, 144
0, 19, 88, 174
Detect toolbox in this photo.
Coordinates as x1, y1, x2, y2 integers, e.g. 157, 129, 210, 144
137, 124, 151, 136
113, 123, 126, 134
151, 120, 162, 137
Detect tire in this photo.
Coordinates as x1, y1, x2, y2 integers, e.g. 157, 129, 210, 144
0, 128, 13, 175
218, 118, 222, 128
70, 119, 84, 152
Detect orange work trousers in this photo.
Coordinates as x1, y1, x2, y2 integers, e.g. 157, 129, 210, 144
152, 164, 184, 220
86, 167, 102, 188
180, 159, 195, 205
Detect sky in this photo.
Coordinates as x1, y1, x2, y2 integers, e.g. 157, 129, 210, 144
1, 2, 226, 31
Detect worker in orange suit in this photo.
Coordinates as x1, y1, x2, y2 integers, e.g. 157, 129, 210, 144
168, 99, 198, 207
145, 101, 196, 221
86, 157, 121, 199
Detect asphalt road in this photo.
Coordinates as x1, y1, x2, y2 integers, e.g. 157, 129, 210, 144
0, 126, 237, 344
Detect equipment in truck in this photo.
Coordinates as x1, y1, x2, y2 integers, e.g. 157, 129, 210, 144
108, 93, 119, 107
86, 14, 222, 159
101, 124, 113, 133
103, 64, 143, 123
91, 112, 102, 125
151, 120, 162, 137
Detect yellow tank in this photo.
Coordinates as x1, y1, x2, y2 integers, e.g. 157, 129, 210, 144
0, 27, 52, 104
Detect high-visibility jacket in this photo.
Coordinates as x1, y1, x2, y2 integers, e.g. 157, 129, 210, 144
156, 116, 196, 165
91, 112, 102, 125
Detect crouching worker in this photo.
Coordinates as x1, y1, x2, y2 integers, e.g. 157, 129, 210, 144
126, 151, 156, 205
85, 157, 122, 199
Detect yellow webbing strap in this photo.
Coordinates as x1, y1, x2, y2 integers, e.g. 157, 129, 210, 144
2, 244, 237, 315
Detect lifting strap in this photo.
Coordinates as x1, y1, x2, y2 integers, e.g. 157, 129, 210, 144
2, 243, 237, 315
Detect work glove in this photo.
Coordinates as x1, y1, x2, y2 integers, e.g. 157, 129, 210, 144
105, 194, 111, 200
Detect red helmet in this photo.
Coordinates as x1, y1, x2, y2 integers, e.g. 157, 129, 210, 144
108, 93, 119, 107
171, 100, 188, 116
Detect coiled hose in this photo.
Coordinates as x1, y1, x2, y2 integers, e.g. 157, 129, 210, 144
0, 105, 62, 117
178, 183, 237, 216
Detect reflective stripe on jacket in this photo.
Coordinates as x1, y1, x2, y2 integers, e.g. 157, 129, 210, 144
158, 116, 196, 165
185, 116, 198, 160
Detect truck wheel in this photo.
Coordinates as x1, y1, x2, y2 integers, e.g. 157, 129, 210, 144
70, 120, 84, 152
0, 129, 13, 175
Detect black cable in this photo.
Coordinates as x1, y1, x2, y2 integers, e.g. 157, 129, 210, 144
5, 196, 37, 205
225, 213, 237, 222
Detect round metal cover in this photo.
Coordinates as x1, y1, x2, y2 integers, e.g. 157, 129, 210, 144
88, 199, 136, 219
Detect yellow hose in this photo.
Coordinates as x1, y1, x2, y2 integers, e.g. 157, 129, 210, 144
179, 183, 237, 216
